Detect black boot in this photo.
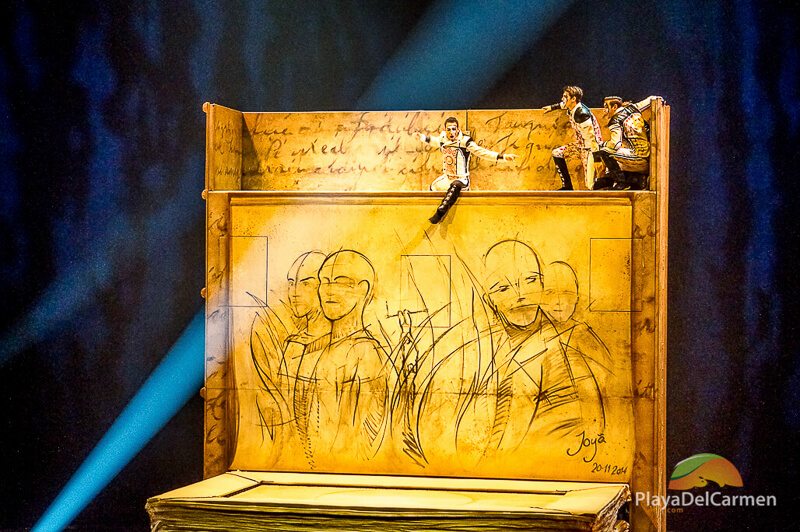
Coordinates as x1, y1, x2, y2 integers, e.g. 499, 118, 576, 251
553, 157, 573, 190
429, 182, 463, 224
593, 175, 615, 190
628, 172, 649, 190
593, 151, 621, 189
611, 169, 633, 190
596, 153, 628, 190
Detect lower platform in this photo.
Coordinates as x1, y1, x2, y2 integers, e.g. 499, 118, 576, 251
146, 472, 630, 531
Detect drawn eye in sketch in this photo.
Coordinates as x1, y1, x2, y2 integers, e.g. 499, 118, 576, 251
319, 276, 357, 289
491, 283, 511, 294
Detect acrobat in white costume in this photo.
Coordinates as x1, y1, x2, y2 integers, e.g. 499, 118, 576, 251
419, 116, 516, 224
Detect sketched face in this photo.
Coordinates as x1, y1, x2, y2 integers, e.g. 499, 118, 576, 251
445, 120, 460, 141
317, 251, 374, 321
542, 262, 578, 322
287, 252, 325, 318
484, 241, 544, 327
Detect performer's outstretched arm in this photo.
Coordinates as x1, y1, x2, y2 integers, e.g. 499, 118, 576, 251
418, 132, 445, 148
465, 139, 517, 162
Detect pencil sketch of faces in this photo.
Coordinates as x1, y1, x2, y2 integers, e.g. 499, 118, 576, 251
483, 240, 544, 327
287, 251, 326, 319
245, 240, 613, 471
317, 250, 374, 323
541, 261, 579, 323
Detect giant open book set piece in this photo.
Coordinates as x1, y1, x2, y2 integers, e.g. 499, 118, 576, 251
147, 103, 669, 531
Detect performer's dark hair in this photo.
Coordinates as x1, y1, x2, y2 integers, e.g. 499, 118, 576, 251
603, 95, 633, 107
444, 116, 459, 128
562, 85, 583, 102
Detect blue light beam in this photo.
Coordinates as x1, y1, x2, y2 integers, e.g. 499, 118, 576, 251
32, 310, 205, 532
357, 0, 575, 110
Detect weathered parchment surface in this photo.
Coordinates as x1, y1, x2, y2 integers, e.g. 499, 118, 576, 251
214, 193, 638, 482
203, 103, 659, 193
204, 103, 242, 191
242, 111, 464, 191
240, 110, 612, 191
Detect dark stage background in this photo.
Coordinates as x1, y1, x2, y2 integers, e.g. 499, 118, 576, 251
1, 1, 798, 530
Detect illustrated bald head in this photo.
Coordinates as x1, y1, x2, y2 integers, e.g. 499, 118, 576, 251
542, 261, 578, 322
483, 240, 544, 328
317, 250, 375, 321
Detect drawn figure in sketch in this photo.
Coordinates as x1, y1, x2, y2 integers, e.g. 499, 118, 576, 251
543, 85, 603, 190
594, 95, 657, 190
476, 240, 609, 455
418, 116, 517, 224
295, 250, 391, 468
539, 260, 613, 390
245, 251, 329, 467
283, 251, 330, 378
541, 261, 579, 324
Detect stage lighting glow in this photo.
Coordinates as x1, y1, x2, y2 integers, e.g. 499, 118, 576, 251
32, 310, 205, 532
358, 0, 575, 109
0, 217, 123, 367
0, 152, 202, 369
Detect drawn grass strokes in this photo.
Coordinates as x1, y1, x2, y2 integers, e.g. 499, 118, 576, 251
244, 240, 616, 475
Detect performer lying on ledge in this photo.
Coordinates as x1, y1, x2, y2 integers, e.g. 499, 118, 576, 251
419, 117, 516, 224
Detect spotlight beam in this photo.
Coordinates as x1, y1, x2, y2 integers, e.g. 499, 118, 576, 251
32, 310, 205, 532
357, 0, 575, 109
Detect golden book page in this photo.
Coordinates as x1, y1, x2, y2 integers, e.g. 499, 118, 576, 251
239, 109, 594, 191
241, 111, 466, 191
217, 193, 637, 482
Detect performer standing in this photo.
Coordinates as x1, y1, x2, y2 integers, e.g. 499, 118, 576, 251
544, 86, 603, 191
418, 117, 516, 224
